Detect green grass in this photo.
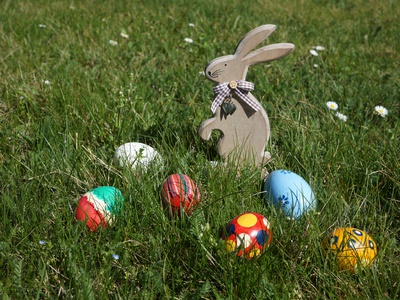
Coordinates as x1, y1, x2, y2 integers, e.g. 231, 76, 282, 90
1, 0, 399, 298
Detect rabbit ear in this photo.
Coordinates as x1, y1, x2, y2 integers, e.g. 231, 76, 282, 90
234, 24, 277, 59
242, 43, 295, 66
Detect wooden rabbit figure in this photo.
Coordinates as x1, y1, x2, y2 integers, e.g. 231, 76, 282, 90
199, 24, 295, 169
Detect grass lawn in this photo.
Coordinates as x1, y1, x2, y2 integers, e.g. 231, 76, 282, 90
0, 0, 399, 298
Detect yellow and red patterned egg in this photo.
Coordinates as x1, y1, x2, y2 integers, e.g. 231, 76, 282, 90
325, 227, 377, 272
161, 174, 200, 216
75, 186, 124, 232
223, 212, 272, 258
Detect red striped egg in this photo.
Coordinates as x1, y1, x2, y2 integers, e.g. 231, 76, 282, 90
161, 174, 200, 216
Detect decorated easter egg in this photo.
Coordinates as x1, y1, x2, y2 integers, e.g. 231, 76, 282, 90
161, 174, 200, 216
75, 186, 124, 231
114, 142, 162, 170
223, 212, 272, 258
263, 170, 316, 219
325, 227, 377, 272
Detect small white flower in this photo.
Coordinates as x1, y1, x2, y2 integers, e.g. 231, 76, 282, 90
38, 24, 46, 28
39, 240, 46, 245
44, 80, 51, 85
375, 105, 388, 117
310, 49, 318, 56
313, 64, 319, 68
112, 254, 120, 260
313, 45, 325, 51
188, 23, 195, 27
120, 32, 129, 39
184, 37, 193, 43
326, 101, 339, 110
109, 40, 118, 46
336, 112, 348, 122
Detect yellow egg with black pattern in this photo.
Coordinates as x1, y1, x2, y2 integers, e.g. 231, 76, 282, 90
325, 227, 377, 272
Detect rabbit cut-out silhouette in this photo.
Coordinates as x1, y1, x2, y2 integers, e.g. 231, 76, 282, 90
199, 24, 295, 169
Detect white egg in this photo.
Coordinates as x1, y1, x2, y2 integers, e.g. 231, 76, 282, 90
114, 142, 162, 170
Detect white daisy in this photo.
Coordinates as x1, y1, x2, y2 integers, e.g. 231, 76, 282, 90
313, 45, 325, 51
374, 105, 388, 117
336, 112, 348, 122
120, 32, 129, 39
188, 23, 195, 27
109, 40, 118, 46
184, 37, 193, 43
44, 80, 51, 85
313, 64, 319, 68
326, 101, 339, 110
310, 49, 318, 56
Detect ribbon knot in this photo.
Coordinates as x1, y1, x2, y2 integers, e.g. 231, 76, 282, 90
211, 80, 261, 114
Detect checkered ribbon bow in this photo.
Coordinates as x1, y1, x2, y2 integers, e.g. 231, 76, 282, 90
211, 80, 260, 114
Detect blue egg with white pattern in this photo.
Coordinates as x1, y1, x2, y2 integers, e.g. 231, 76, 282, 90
263, 170, 316, 219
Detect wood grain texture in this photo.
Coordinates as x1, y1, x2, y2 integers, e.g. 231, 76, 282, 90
199, 24, 295, 169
